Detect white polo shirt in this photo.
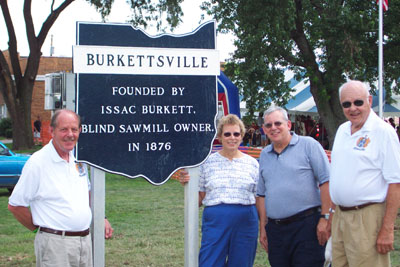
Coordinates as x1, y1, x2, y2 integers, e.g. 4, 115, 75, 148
330, 110, 400, 207
9, 140, 92, 231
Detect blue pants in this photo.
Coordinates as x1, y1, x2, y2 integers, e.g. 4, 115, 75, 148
199, 204, 258, 267
266, 212, 325, 267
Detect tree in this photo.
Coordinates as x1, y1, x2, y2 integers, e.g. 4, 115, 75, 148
202, 0, 400, 147
0, 0, 183, 149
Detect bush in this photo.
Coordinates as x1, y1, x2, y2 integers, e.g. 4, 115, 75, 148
5, 128, 12, 138
0, 117, 12, 137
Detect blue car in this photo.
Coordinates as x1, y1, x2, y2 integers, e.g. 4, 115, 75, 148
0, 141, 30, 191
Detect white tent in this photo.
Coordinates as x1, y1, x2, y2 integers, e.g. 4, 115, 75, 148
285, 73, 400, 117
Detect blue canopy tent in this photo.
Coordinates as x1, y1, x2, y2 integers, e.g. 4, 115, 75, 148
217, 71, 241, 117
371, 95, 400, 117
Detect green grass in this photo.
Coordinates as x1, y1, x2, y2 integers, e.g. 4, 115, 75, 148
4, 143, 42, 155
1, 174, 399, 266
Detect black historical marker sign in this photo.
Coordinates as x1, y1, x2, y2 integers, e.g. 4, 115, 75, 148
73, 21, 218, 185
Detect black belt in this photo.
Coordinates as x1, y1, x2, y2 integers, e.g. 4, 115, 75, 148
39, 227, 90, 237
268, 207, 320, 225
339, 202, 381, 212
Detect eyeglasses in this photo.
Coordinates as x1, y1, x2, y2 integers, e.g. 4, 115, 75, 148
264, 121, 283, 129
341, 100, 364, 108
223, 132, 241, 137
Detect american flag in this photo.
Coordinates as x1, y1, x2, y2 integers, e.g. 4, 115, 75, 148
377, 0, 389, 11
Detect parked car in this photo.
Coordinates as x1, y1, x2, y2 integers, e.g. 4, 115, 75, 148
0, 141, 30, 192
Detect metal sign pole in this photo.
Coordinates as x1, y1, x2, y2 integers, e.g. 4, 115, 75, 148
378, 0, 384, 118
90, 167, 105, 267
184, 167, 199, 267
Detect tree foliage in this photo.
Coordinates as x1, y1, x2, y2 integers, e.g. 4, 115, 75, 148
0, 0, 182, 149
2, 0, 399, 149
202, 0, 400, 146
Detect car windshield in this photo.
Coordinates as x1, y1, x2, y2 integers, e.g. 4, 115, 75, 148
0, 145, 10, 156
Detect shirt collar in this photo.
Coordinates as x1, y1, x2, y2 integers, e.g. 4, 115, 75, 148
343, 109, 375, 135
49, 139, 75, 163
266, 131, 299, 154
361, 109, 376, 131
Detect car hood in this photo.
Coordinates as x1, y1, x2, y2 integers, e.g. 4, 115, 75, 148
15, 153, 31, 159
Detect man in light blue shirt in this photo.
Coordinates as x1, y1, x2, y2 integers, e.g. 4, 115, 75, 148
256, 106, 331, 267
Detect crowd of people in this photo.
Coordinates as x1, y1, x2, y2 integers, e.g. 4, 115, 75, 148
243, 113, 330, 149
7, 80, 400, 267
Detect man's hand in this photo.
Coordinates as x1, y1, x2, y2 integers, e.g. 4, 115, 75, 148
259, 227, 268, 252
105, 218, 113, 239
316, 218, 330, 246
376, 225, 394, 254
376, 183, 400, 254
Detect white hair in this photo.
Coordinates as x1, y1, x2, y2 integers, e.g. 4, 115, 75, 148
338, 80, 370, 98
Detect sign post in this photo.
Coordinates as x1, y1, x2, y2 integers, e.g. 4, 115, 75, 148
90, 168, 105, 266
73, 21, 219, 266
184, 167, 199, 267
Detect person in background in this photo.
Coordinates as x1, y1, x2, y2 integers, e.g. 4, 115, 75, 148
396, 126, 400, 142
243, 126, 251, 146
260, 126, 267, 147
8, 109, 113, 267
248, 127, 255, 146
257, 111, 264, 128
33, 115, 41, 145
253, 128, 261, 147
257, 106, 331, 267
180, 114, 259, 267
330, 80, 400, 267
388, 117, 396, 128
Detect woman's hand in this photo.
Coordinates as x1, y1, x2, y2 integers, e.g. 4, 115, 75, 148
179, 169, 190, 185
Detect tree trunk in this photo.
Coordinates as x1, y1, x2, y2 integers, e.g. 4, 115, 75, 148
309, 81, 346, 150
11, 106, 33, 149
0, 60, 35, 150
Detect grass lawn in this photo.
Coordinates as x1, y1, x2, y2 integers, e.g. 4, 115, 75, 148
0, 174, 399, 266
3, 143, 42, 155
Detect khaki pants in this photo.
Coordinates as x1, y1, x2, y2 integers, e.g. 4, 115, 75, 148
35, 231, 92, 267
331, 203, 390, 267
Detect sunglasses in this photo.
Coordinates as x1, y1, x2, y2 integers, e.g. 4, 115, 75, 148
341, 100, 364, 108
223, 132, 241, 137
264, 121, 283, 129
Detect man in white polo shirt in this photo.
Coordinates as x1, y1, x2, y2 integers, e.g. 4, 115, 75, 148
330, 80, 400, 267
8, 109, 113, 267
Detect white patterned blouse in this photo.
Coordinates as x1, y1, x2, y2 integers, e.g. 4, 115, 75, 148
199, 152, 259, 206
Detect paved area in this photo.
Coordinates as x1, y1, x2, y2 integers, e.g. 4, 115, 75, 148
1, 139, 12, 144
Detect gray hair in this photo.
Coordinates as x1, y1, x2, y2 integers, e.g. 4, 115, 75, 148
264, 106, 289, 121
339, 80, 370, 99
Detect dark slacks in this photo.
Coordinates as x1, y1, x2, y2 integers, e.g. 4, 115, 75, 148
266, 212, 325, 267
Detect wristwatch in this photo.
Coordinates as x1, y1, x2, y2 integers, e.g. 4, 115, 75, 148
320, 213, 330, 220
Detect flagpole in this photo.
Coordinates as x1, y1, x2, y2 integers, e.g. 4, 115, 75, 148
378, 0, 384, 118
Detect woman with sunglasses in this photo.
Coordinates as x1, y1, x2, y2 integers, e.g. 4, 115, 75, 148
180, 114, 259, 267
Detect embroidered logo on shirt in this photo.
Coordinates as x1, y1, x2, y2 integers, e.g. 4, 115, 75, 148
354, 135, 370, 150
76, 162, 87, 176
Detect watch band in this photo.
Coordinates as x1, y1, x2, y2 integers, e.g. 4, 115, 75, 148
320, 213, 330, 220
